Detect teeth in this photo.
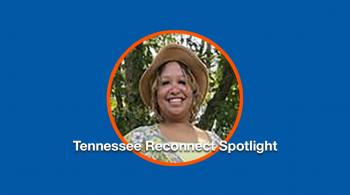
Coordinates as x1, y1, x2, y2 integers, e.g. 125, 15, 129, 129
169, 98, 182, 103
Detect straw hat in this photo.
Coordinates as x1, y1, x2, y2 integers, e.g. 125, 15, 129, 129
139, 44, 209, 107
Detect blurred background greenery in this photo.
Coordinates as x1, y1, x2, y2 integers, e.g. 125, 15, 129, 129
110, 34, 240, 139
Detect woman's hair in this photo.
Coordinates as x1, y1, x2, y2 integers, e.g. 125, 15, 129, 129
150, 61, 202, 123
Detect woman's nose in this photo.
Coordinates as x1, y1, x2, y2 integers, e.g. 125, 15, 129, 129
169, 84, 181, 94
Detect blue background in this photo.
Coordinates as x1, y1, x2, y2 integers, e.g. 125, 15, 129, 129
1, 0, 349, 194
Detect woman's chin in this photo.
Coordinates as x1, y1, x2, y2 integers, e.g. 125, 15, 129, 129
163, 111, 188, 121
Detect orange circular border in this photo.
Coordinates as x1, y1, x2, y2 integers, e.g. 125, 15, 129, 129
106, 30, 243, 166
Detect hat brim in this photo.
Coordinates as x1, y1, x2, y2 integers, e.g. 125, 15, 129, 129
139, 44, 209, 107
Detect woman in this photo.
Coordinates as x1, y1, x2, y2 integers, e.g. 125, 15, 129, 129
125, 44, 222, 162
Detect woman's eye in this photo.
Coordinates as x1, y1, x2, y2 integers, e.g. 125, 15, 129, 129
161, 81, 170, 86
179, 80, 186, 85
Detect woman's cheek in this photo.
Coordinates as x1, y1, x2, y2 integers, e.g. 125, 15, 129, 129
158, 86, 168, 96
184, 86, 192, 95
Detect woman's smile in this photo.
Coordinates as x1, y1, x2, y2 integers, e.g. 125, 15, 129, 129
167, 96, 185, 106
168, 98, 182, 105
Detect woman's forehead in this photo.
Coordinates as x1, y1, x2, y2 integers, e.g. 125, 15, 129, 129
160, 62, 186, 77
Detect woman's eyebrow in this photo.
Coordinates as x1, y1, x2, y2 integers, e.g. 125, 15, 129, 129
160, 74, 186, 79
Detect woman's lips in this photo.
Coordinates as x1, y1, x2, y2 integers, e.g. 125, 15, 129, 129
167, 97, 184, 106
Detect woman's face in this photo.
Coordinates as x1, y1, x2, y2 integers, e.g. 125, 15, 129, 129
157, 61, 193, 122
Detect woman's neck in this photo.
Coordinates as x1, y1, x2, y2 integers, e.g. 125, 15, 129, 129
160, 120, 192, 129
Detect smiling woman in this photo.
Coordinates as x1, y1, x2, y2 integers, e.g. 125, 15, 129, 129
108, 31, 242, 165
124, 44, 222, 163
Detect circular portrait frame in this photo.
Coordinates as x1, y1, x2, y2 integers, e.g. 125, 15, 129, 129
107, 30, 243, 166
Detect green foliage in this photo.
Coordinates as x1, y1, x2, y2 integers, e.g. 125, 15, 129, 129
110, 34, 240, 139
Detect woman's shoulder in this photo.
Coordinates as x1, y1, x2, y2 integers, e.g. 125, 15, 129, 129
193, 125, 222, 144
205, 130, 223, 144
124, 124, 162, 144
